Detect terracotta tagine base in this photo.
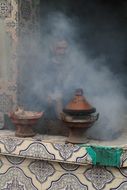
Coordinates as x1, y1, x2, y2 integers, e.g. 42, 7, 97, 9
9, 108, 43, 137
61, 113, 98, 143
61, 89, 99, 144
65, 124, 90, 143
12, 118, 37, 137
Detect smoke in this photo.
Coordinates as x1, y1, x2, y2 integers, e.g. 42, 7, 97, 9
18, 3, 127, 140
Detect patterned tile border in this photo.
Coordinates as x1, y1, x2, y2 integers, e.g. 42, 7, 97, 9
48, 173, 88, 190
0, 155, 127, 189
0, 137, 23, 153
29, 160, 55, 184
84, 166, 115, 190
53, 143, 80, 160
0, 130, 127, 168
0, 166, 37, 190
19, 142, 55, 160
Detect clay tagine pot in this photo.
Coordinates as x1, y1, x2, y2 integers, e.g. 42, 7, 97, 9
9, 107, 43, 137
61, 89, 99, 143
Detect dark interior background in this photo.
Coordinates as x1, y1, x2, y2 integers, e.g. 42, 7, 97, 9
7, 0, 127, 135
40, 0, 127, 93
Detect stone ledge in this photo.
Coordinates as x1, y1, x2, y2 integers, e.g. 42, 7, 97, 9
0, 130, 127, 167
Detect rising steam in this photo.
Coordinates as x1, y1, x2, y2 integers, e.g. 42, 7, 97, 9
18, 11, 127, 140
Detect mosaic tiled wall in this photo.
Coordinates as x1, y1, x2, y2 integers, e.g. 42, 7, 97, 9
17, 0, 40, 106
0, 154, 127, 189
18, 0, 40, 35
0, 0, 18, 128
0, 130, 127, 189
0, 0, 40, 128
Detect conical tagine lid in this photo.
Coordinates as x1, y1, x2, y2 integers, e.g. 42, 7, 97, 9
63, 89, 96, 115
